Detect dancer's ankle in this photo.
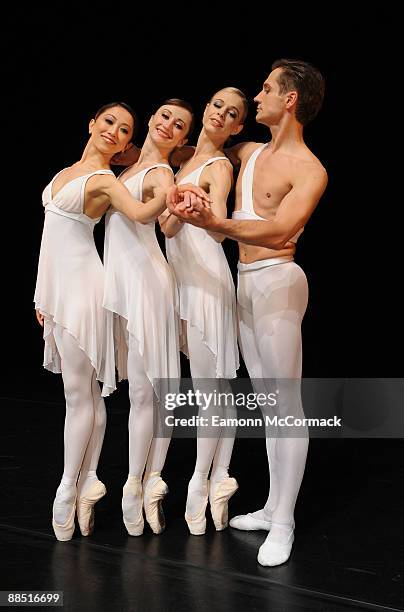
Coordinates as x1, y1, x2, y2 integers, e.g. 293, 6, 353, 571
189, 470, 208, 489
210, 467, 229, 483
143, 471, 161, 488
250, 508, 272, 523
77, 470, 98, 496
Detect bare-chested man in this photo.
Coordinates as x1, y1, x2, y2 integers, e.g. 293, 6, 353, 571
168, 59, 327, 567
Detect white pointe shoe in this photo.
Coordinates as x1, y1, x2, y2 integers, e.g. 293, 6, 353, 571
185, 481, 209, 535
52, 496, 77, 542
257, 523, 294, 567
209, 477, 238, 531
76, 480, 106, 537
122, 478, 144, 536
143, 473, 169, 535
230, 512, 272, 532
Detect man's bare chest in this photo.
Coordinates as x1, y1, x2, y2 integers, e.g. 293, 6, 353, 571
235, 154, 293, 217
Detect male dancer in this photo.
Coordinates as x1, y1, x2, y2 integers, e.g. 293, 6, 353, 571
168, 59, 327, 566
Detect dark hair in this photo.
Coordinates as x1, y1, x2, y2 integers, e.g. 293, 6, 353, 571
271, 59, 325, 126
94, 101, 138, 141
156, 98, 195, 137
210, 87, 249, 122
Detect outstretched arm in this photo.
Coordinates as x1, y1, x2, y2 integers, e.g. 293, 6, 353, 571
94, 174, 211, 224
169, 167, 328, 249
159, 181, 213, 238
202, 160, 233, 243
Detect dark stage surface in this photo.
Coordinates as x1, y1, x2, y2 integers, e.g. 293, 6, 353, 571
1, 394, 404, 611
1, 7, 402, 612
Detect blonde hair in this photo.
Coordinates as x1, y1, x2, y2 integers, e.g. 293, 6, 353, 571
210, 87, 248, 122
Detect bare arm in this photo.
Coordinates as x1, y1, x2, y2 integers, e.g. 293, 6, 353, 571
91, 171, 171, 224
160, 162, 232, 240
224, 141, 261, 167
169, 145, 195, 168
170, 166, 328, 249
93, 174, 212, 225
159, 209, 184, 238
111, 144, 141, 167
203, 160, 233, 243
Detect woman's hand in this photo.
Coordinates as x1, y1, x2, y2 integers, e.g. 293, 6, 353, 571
35, 309, 44, 327
166, 184, 211, 210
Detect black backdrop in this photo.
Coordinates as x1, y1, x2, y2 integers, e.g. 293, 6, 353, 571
1, 8, 400, 403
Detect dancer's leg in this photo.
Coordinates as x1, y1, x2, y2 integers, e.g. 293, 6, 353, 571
186, 325, 219, 519
53, 325, 96, 524
122, 331, 155, 526
77, 373, 107, 497
251, 263, 309, 564
230, 274, 273, 529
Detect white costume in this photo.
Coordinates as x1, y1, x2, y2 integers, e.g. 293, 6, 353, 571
34, 169, 114, 529
166, 158, 239, 531
231, 144, 309, 566
166, 157, 239, 380
103, 164, 180, 480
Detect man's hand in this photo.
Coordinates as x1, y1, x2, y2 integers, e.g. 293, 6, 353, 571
169, 195, 219, 230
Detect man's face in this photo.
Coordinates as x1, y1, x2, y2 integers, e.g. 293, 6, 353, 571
253, 68, 287, 126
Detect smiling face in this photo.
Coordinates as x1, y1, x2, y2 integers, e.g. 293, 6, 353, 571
148, 104, 193, 150
89, 105, 135, 155
203, 89, 245, 141
254, 68, 296, 126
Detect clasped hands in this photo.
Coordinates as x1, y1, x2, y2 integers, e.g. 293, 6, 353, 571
166, 184, 215, 229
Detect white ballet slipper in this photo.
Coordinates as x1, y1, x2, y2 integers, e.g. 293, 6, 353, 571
257, 523, 294, 567
229, 512, 272, 531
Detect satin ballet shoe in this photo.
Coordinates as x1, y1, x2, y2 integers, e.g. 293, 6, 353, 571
209, 477, 239, 531
52, 497, 77, 542
185, 481, 209, 535
143, 473, 169, 535
122, 478, 144, 536
76, 480, 106, 537
229, 512, 272, 532
257, 523, 294, 567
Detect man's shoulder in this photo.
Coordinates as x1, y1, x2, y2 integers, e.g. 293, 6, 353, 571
300, 150, 327, 178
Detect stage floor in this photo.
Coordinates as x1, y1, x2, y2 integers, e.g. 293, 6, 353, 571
1, 395, 403, 611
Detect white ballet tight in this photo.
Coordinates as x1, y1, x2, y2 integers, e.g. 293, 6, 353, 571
237, 261, 309, 543
186, 324, 236, 516
53, 324, 106, 524
123, 327, 173, 521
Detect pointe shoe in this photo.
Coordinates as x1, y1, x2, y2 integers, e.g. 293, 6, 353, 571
257, 524, 294, 567
76, 480, 106, 537
230, 512, 272, 532
185, 481, 209, 535
52, 497, 77, 542
209, 477, 238, 531
143, 474, 169, 535
122, 478, 144, 536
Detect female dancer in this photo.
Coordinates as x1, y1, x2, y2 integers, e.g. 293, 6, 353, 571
102, 99, 197, 536
35, 102, 204, 541
160, 88, 248, 535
